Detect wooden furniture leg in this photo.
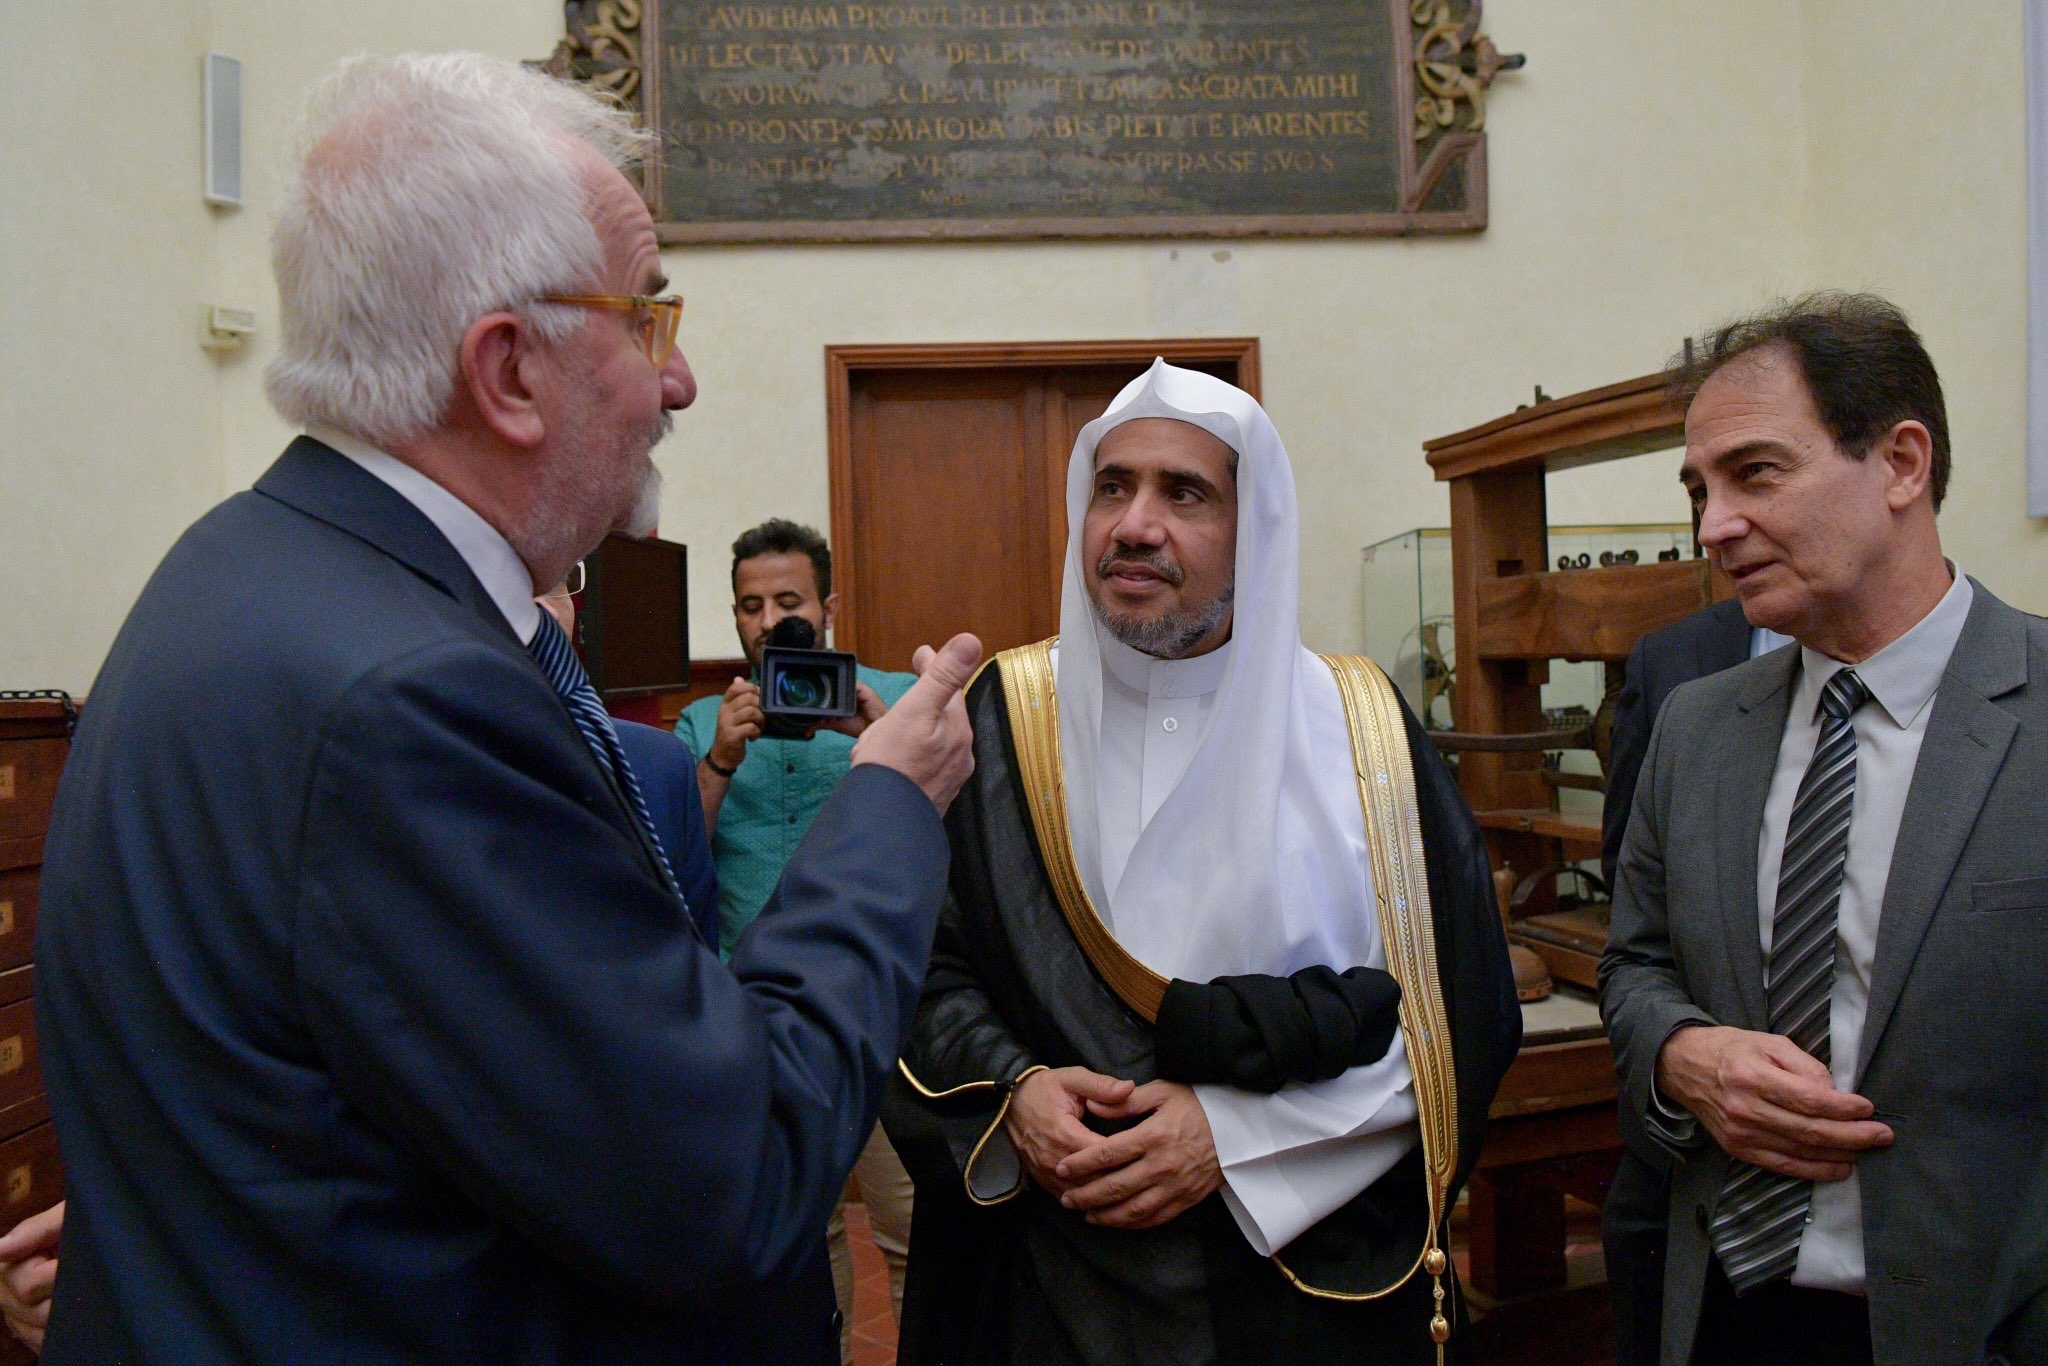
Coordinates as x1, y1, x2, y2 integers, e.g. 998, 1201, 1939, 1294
1466, 1166, 1567, 1298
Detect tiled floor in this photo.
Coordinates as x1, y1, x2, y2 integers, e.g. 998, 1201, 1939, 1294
839, 1194, 1618, 1366
842, 1201, 900, 1366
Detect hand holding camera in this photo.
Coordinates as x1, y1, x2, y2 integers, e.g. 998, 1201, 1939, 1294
707, 618, 886, 780
814, 681, 888, 740
758, 616, 862, 739
709, 677, 764, 773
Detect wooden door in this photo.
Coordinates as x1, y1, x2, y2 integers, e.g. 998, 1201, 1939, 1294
827, 341, 1259, 672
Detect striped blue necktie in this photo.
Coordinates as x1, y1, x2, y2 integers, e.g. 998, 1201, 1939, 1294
526, 612, 683, 904
1710, 667, 1870, 1294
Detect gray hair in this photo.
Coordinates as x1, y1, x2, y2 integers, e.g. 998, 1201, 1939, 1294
264, 52, 651, 449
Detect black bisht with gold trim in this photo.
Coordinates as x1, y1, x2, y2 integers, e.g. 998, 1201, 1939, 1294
880, 647, 1521, 1365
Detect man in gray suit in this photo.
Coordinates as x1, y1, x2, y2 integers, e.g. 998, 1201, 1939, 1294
1600, 292, 2048, 1366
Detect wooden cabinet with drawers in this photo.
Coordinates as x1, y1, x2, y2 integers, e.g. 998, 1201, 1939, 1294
0, 699, 71, 1363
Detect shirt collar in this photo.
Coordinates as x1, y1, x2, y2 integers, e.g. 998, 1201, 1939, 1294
1096, 627, 1233, 699
1794, 563, 1973, 729
310, 425, 542, 645
1750, 625, 1795, 658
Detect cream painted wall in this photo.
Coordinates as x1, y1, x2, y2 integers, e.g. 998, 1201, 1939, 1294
2, 0, 224, 692
2, 2, 2039, 692
1795, 1, 2046, 612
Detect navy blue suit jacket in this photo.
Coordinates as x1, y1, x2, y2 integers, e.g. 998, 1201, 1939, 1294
35, 438, 948, 1363
615, 720, 721, 947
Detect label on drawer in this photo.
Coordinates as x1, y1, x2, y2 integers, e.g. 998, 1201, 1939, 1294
0, 766, 13, 801
0, 904, 11, 937
4, 1165, 27, 1205
0, 1038, 21, 1076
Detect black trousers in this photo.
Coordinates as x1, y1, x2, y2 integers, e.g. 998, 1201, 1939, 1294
1691, 1256, 1873, 1366
1601, 1150, 1668, 1366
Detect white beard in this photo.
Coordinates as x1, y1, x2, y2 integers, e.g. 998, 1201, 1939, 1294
619, 461, 663, 539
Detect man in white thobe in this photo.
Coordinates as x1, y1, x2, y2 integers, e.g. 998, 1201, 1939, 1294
884, 361, 1520, 1365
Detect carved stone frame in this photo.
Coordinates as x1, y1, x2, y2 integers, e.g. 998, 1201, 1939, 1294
539, 0, 1515, 244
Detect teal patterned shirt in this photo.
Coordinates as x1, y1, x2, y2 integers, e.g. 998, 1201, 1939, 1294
676, 663, 917, 956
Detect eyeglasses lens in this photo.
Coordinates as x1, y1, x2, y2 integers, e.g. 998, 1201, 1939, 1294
645, 299, 681, 368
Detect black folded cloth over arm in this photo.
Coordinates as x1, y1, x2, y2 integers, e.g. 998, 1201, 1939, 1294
1155, 965, 1403, 1094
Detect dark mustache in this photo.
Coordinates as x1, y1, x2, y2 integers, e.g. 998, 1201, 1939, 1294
1096, 547, 1184, 587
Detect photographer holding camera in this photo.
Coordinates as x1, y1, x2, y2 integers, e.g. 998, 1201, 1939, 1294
675, 519, 917, 1360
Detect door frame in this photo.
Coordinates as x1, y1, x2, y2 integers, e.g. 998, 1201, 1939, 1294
823, 337, 1262, 655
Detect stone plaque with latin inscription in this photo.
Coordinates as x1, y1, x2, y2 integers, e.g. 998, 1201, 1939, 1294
541, 0, 1517, 242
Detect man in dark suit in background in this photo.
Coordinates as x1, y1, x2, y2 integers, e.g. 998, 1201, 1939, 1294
34, 51, 978, 1363
613, 725, 722, 947
540, 579, 725, 948
1601, 292, 2048, 1365
1600, 598, 1786, 1366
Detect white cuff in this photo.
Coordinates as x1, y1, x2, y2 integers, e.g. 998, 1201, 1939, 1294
1646, 1074, 1700, 1143
1200, 1084, 1419, 1255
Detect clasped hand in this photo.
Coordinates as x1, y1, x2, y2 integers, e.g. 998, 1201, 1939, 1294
0, 1200, 61, 1352
1004, 1067, 1223, 1230
1656, 1025, 1893, 1181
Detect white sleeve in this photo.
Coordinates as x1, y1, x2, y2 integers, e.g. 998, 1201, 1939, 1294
1194, 1028, 1421, 1256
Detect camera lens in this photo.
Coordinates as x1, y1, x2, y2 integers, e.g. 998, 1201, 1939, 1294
775, 668, 833, 710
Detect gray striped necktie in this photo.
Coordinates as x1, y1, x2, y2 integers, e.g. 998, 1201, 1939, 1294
1709, 667, 1870, 1294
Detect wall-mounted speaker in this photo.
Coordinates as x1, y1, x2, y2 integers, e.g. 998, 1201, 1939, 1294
203, 53, 242, 208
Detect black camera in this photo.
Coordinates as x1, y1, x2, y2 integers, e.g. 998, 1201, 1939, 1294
758, 617, 858, 739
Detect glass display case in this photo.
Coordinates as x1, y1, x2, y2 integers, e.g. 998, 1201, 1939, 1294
1362, 522, 1699, 819
1360, 528, 1455, 729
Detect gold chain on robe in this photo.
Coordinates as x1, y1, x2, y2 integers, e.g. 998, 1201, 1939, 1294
995, 638, 1459, 1358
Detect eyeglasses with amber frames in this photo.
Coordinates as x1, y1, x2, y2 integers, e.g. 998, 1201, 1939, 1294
537, 293, 684, 368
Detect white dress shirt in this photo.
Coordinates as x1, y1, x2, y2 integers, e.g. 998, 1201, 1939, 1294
308, 424, 541, 646
1755, 567, 1973, 1292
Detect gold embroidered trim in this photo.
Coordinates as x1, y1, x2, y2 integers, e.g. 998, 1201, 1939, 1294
895, 1060, 1045, 1206
895, 1056, 998, 1100
995, 639, 1169, 1023
963, 1063, 1047, 1207
1269, 655, 1458, 1356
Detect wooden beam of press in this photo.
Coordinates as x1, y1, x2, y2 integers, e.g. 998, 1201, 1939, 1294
1474, 560, 1712, 661
1428, 728, 1591, 753
1424, 370, 1684, 482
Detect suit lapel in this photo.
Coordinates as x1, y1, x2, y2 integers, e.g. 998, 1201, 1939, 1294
1855, 588, 2027, 1079
1713, 651, 1797, 1029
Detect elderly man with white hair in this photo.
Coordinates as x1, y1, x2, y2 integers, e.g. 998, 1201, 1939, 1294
32, 52, 978, 1363
883, 361, 1520, 1365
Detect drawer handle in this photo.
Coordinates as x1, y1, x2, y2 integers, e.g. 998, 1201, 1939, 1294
0, 1038, 22, 1075
0, 903, 11, 937
4, 1166, 27, 1204
0, 765, 13, 800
